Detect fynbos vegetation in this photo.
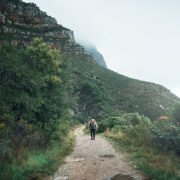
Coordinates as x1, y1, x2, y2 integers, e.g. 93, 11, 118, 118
0, 38, 75, 179
103, 112, 180, 179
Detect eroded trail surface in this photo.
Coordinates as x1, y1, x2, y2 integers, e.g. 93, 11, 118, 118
52, 126, 145, 180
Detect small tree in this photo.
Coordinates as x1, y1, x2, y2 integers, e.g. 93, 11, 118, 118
25, 38, 63, 133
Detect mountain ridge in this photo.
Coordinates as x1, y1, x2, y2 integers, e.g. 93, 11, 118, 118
0, 0, 180, 120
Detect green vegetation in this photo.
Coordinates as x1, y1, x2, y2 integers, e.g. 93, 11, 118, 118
68, 55, 180, 121
0, 38, 76, 179
0, 132, 74, 180
65, 54, 180, 179
1, 1, 180, 179
173, 103, 180, 124
1, 38, 179, 179
151, 120, 180, 155
103, 113, 180, 179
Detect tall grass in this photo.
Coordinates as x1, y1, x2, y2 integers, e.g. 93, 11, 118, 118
0, 131, 75, 180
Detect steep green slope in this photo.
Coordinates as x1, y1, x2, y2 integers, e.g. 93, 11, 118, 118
67, 56, 180, 121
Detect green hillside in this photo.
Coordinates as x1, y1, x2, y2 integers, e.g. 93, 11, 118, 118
66, 55, 180, 121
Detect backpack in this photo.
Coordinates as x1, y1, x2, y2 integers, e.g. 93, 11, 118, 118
89, 121, 96, 129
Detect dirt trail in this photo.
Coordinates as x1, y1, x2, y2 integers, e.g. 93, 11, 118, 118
52, 126, 146, 180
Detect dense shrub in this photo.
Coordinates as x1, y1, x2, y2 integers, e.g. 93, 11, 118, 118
74, 78, 107, 121
99, 112, 151, 132
104, 113, 180, 179
101, 113, 152, 146
0, 38, 65, 147
151, 120, 180, 154
0, 39, 74, 178
102, 112, 180, 155
147, 103, 180, 155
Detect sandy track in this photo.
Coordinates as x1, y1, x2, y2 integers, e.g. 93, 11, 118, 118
52, 126, 145, 180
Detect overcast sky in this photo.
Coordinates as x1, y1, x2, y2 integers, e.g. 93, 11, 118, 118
24, 0, 180, 97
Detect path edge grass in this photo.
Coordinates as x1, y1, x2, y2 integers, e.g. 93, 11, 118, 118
0, 128, 76, 180
104, 133, 180, 180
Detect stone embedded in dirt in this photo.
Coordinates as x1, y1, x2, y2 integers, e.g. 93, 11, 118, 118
100, 154, 116, 158
111, 174, 134, 180
54, 176, 69, 180
65, 156, 85, 163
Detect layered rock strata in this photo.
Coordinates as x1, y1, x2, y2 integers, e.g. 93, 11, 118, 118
0, 0, 96, 61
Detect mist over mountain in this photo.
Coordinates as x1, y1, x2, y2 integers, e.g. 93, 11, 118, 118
78, 40, 107, 68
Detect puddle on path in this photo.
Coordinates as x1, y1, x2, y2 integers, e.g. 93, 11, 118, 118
100, 154, 115, 158
111, 174, 134, 180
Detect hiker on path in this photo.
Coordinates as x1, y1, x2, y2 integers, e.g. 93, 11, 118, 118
88, 119, 98, 140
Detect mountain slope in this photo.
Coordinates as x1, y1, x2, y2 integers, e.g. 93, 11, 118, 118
1, 0, 180, 121
68, 55, 180, 120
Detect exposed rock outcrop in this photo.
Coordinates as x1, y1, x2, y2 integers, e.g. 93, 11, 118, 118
79, 42, 107, 68
0, 0, 102, 63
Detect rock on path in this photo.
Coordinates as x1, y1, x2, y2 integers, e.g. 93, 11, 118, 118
52, 126, 145, 180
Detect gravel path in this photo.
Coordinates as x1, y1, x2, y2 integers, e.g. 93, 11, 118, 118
52, 126, 146, 180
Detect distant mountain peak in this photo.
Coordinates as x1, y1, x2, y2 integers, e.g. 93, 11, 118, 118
78, 41, 107, 68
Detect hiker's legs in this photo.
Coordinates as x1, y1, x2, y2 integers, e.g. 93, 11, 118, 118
90, 129, 93, 139
92, 129, 96, 139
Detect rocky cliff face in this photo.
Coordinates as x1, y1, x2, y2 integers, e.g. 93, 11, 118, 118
79, 42, 107, 68
0, 0, 102, 63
